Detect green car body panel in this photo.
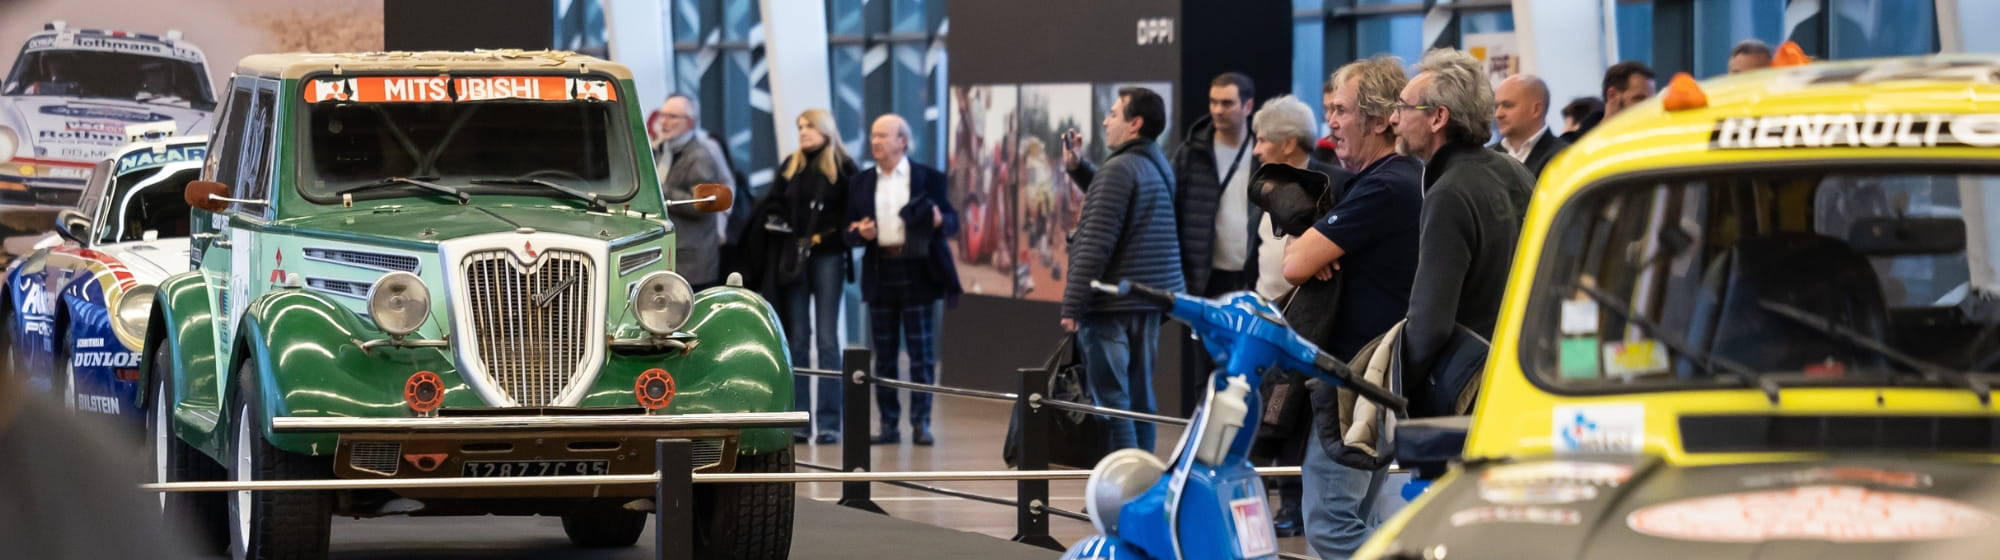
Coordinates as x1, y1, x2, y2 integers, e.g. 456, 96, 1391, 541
143, 61, 793, 471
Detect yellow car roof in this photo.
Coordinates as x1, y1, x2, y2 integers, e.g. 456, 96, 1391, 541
1542, 53, 2000, 199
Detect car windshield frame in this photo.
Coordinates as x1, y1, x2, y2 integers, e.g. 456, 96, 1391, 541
2, 47, 216, 110
290, 70, 642, 207
93, 161, 200, 245
1520, 159, 2000, 397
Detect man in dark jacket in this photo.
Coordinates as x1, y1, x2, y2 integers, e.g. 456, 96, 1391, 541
1060, 87, 1184, 452
1561, 61, 1654, 143
1492, 74, 1569, 179
1169, 72, 1261, 416
654, 93, 737, 290
1392, 49, 1534, 410
846, 114, 963, 446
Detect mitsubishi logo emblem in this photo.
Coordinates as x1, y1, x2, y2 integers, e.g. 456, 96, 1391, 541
536, 275, 578, 308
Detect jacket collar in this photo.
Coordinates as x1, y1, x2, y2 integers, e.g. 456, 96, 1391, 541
1422, 140, 1487, 191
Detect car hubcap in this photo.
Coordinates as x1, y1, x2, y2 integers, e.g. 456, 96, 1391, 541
231, 406, 251, 559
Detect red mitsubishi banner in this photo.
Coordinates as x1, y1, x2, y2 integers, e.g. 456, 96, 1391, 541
304, 75, 618, 103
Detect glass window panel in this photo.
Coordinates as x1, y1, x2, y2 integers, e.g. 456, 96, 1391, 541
1829, 0, 1937, 59
1617, 1, 1654, 65
1357, 14, 1424, 70
1693, 0, 1784, 77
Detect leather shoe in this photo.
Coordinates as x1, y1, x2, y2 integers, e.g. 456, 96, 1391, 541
815, 432, 838, 445
913, 431, 935, 446
872, 432, 902, 445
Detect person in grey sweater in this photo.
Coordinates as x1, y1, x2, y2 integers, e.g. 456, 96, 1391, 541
1060, 87, 1185, 452
653, 93, 737, 289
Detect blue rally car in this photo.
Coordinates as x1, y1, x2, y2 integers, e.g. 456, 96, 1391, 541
2, 134, 202, 420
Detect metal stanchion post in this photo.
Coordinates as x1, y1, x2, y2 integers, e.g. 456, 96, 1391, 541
655, 439, 694, 560
838, 346, 885, 514
1011, 366, 1063, 551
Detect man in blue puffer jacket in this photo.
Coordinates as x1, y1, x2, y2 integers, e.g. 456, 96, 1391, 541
1060, 86, 1185, 452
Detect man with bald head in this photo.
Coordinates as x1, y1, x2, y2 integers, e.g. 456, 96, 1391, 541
846, 113, 961, 446
1491, 74, 1568, 178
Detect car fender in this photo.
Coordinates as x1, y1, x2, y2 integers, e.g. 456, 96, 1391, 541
640, 285, 794, 455
57, 278, 142, 420
232, 286, 463, 456
144, 270, 225, 456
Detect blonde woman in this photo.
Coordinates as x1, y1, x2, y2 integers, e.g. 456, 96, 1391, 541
770, 108, 858, 443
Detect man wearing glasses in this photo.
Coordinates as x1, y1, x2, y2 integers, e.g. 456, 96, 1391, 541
1390, 49, 1533, 414
652, 93, 737, 290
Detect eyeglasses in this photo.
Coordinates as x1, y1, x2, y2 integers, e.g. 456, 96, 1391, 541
1394, 103, 1436, 114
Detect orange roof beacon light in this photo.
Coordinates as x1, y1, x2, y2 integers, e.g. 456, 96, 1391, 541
636, 368, 676, 410
1771, 40, 1811, 67
1662, 73, 1709, 112
404, 370, 444, 415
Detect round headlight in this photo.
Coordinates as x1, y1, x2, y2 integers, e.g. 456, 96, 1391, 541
110, 284, 157, 350
633, 271, 693, 335
1085, 449, 1167, 538
366, 271, 430, 337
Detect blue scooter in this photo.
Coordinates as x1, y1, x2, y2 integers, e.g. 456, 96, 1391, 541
1062, 281, 1407, 560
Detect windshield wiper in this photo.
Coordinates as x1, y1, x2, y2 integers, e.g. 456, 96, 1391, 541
468, 176, 609, 211
1756, 299, 1990, 405
1576, 284, 1780, 404
337, 176, 469, 204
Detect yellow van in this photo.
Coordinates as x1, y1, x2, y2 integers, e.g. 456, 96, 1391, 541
1358, 53, 2000, 559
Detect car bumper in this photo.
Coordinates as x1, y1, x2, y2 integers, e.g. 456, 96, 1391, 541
274, 411, 806, 499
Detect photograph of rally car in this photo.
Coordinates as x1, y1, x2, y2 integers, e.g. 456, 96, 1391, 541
1, 133, 201, 421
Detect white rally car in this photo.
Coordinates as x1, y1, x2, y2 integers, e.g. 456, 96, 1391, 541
0, 21, 214, 210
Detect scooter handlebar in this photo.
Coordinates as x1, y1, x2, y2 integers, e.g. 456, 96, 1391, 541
1089, 280, 1176, 309
1315, 351, 1409, 414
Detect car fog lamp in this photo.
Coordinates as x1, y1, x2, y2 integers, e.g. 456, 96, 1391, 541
404, 371, 444, 414
633, 271, 693, 335
635, 368, 676, 410
111, 285, 157, 349
367, 271, 431, 337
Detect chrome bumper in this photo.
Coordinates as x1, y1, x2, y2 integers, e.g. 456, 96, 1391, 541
271, 411, 810, 433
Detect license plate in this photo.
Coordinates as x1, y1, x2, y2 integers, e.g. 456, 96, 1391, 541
460, 460, 610, 477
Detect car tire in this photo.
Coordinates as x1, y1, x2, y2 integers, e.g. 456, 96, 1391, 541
226, 361, 333, 560
148, 345, 229, 553
694, 446, 795, 560
560, 505, 647, 548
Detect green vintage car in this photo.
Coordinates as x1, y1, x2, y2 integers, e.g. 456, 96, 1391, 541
141, 51, 801, 560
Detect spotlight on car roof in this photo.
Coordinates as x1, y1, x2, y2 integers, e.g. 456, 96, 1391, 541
45, 20, 66, 32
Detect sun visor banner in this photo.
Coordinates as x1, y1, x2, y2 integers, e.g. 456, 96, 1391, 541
304, 76, 617, 103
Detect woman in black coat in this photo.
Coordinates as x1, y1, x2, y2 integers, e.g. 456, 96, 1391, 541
763, 108, 858, 443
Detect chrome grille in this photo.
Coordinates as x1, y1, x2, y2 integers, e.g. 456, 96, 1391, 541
618, 248, 663, 275
305, 277, 371, 298
691, 439, 724, 469
349, 442, 401, 476
304, 248, 420, 272
461, 249, 592, 406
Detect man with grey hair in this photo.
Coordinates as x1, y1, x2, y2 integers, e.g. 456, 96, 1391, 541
1730, 38, 1774, 73
1391, 48, 1533, 415
1283, 56, 1425, 558
1492, 74, 1569, 178
654, 93, 737, 289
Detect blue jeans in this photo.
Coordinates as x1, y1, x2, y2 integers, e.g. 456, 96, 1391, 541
781, 252, 846, 434
1301, 435, 1388, 559
1077, 312, 1160, 451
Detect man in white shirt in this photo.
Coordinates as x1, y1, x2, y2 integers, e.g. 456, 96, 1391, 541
845, 114, 960, 446
1491, 74, 1569, 179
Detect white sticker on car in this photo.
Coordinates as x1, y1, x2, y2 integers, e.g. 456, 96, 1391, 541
1552, 404, 1645, 454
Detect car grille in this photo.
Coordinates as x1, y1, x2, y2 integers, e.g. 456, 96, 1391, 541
303, 248, 420, 272
460, 249, 594, 406
349, 442, 402, 476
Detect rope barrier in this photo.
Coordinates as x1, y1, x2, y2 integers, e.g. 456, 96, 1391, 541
1038, 504, 1091, 523
141, 466, 1310, 492
864, 376, 1019, 402
1037, 397, 1191, 427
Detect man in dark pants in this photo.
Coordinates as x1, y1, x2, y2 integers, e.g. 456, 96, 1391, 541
1061, 87, 1185, 452
846, 114, 962, 446
1170, 72, 1261, 416
1391, 48, 1533, 401
1492, 74, 1570, 179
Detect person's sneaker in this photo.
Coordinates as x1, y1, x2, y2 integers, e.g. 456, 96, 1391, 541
815, 432, 838, 445
1272, 506, 1303, 538
872, 432, 902, 445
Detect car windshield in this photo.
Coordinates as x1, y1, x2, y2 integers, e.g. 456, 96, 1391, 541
2, 49, 215, 109
95, 164, 197, 244
1529, 169, 2000, 390
298, 87, 633, 204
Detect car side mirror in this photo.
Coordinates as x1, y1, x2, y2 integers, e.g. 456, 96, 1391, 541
691, 183, 733, 213
185, 180, 232, 212
53, 209, 91, 244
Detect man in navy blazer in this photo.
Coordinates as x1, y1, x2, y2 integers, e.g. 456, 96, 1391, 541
845, 114, 963, 446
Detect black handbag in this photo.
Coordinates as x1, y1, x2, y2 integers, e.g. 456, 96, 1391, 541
1003, 334, 1114, 469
